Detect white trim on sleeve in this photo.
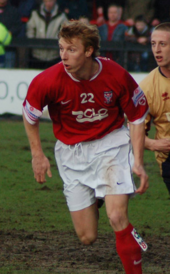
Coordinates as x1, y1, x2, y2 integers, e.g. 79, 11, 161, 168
129, 108, 150, 125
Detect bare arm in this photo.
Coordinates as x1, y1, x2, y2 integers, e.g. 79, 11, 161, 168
145, 135, 170, 153
23, 114, 52, 184
129, 121, 149, 194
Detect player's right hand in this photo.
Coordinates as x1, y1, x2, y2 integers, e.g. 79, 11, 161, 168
32, 154, 52, 184
153, 139, 170, 153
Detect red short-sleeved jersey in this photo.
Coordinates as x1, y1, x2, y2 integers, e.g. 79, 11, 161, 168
23, 57, 148, 145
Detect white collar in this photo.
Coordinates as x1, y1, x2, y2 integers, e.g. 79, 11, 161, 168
64, 57, 102, 82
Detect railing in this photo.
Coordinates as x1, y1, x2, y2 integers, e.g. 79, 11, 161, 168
6, 38, 157, 71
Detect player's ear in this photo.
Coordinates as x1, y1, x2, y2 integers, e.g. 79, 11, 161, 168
85, 46, 94, 57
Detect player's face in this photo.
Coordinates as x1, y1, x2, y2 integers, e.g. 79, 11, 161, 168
59, 37, 92, 78
151, 30, 170, 69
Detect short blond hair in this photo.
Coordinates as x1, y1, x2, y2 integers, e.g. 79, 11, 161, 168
59, 21, 100, 58
154, 22, 170, 32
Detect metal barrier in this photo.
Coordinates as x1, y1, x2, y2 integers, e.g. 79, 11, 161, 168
6, 38, 157, 71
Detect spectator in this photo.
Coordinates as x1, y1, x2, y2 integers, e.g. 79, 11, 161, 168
0, 0, 22, 67
98, 4, 128, 62
98, 4, 127, 42
0, 0, 21, 36
92, 0, 126, 26
125, 15, 151, 72
58, 0, 88, 20
123, 0, 156, 26
90, 6, 105, 26
26, 0, 68, 69
10, 0, 36, 37
0, 22, 12, 67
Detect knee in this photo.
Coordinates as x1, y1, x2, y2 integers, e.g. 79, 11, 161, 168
78, 231, 97, 245
108, 210, 128, 231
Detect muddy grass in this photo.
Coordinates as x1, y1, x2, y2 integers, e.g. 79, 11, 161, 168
0, 230, 169, 274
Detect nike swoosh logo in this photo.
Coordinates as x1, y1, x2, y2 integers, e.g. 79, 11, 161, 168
61, 100, 71, 105
117, 182, 124, 185
134, 259, 142, 265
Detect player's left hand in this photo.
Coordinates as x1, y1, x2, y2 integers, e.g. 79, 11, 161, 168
133, 164, 149, 195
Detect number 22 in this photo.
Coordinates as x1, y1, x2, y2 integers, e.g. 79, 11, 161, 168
80, 93, 95, 104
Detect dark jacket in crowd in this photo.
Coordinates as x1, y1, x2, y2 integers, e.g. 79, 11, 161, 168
154, 0, 170, 22
10, 0, 36, 37
0, 1, 21, 37
58, 0, 88, 20
98, 22, 128, 42
10, 0, 36, 18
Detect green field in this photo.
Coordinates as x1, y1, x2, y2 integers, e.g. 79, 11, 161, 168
0, 117, 170, 274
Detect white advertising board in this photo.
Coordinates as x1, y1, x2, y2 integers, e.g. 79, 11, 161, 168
0, 69, 42, 115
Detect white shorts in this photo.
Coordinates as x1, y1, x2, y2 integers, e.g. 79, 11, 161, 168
55, 126, 136, 211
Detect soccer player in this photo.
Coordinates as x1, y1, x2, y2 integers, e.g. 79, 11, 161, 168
23, 21, 149, 274
140, 22, 170, 195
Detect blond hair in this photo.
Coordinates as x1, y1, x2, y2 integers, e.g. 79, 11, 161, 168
154, 22, 170, 32
59, 21, 100, 58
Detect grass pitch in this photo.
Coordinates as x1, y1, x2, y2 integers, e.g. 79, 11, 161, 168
0, 118, 169, 235
0, 117, 170, 273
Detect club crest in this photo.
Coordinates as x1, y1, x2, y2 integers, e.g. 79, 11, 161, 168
104, 91, 113, 104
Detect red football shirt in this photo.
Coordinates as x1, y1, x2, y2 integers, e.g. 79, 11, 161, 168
23, 57, 148, 145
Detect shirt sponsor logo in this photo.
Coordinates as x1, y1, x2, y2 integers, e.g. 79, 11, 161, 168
72, 108, 108, 123
132, 87, 146, 107
104, 91, 113, 104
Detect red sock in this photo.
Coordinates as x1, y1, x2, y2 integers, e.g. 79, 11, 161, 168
115, 223, 143, 274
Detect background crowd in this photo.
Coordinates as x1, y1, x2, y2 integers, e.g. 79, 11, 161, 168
0, 0, 170, 70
